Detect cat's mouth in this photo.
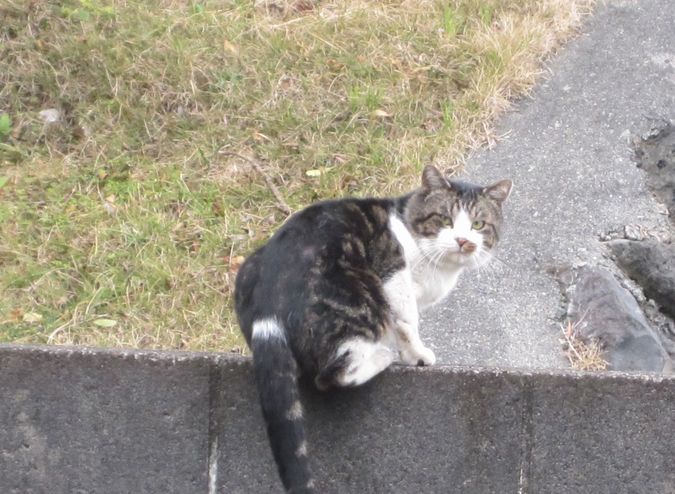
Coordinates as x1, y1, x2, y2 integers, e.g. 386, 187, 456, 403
459, 242, 477, 254
419, 239, 483, 267
438, 248, 477, 266
450, 242, 493, 266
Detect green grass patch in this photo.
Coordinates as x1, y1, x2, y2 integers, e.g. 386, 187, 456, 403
0, 0, 593, 351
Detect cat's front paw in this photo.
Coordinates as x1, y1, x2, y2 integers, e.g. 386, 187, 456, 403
400, 346, 436, 367
415, 346, 436, 367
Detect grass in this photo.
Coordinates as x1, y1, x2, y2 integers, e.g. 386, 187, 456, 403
1, 0, 593, 352
560, 320, 608, 371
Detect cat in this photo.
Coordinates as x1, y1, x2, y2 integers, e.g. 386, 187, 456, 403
234, 165, 512, 493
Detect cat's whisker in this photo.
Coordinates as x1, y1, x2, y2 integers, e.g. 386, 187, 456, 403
418, 245, 450, 273
490, 254, 511, 270
411, 249, 437, 273
421, 250, 440, 269
469, 248, 494, 275
425, 251, 437, 274
430, 248, 447, 278
476, 249, 512, 275
415, 250, 436, 275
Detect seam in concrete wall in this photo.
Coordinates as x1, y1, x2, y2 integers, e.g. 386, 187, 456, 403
208, 362, 222, 494
517, 380, 534, 494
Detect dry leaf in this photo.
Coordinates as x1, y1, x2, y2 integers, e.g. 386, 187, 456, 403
291, 0, 315, 13
103, 201, 117, 215
10, 308, 23, 321
39, 108, 61, 124
252, 131, 272, 142
22, 312, 43, 323
93, 318, 117, 328
223, 40, 239, 56
228, 255, 245, 273
371, 109, 392, 118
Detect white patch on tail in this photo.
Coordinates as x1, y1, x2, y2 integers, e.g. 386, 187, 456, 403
252, 317, 286, 342
286, 400, 303, 421
296, 440, 308, 457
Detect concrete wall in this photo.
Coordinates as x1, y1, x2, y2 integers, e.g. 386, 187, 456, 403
0, 344, 673, 494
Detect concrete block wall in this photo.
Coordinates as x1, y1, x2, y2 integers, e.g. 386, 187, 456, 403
1, 345, 673, 493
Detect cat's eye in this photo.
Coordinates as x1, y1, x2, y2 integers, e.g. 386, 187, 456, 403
441, 216, 453, 227
472, 220, 485, 230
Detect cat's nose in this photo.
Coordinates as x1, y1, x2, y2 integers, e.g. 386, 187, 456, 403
456, 238, 468, 248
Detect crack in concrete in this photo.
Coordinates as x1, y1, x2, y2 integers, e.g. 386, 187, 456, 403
207, 363, 222, 494
517, 381, 534, 494
208, 436, 219, 494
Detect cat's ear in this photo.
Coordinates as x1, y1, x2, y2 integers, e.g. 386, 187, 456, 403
484, 179, 513, 203
422, 165, 449, 190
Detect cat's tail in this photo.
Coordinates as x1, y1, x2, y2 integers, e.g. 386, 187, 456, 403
250, 318, 315, 494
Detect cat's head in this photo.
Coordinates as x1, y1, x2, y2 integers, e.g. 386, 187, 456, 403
405, 165, 512, 268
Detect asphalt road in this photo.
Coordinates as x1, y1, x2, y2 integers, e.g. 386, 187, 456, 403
422, 0, 675, 370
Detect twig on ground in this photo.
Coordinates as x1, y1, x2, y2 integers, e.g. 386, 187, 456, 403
220, 151, 292, 216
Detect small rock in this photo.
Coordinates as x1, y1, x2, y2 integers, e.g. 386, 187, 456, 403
609, 239, 675, 320
39, 108, 61, 124
544, 261, 575, 286
103, 201, 117, 216
567, 267, 670, 373
623, 224, 645, 241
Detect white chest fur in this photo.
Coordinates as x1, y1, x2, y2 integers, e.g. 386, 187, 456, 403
388, 214, 464, 310
412, 264, 462, 309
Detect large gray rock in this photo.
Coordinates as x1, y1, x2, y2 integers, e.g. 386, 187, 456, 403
610, 239, 675, 319
567, 267, 671, 373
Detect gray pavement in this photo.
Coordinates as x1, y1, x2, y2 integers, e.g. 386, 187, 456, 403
423, 0, 675, 370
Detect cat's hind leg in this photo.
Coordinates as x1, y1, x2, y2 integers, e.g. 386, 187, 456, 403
315, 339, 394, 390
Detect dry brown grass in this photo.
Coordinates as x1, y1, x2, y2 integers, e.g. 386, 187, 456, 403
1, 0, 594, 351
560, 319, 608, 371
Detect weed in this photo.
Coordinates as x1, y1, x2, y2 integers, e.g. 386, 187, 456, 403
560, 320, 608, 371
0, 113, 11, 139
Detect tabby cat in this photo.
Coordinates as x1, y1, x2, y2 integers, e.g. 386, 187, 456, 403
234, 165, 512, 493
